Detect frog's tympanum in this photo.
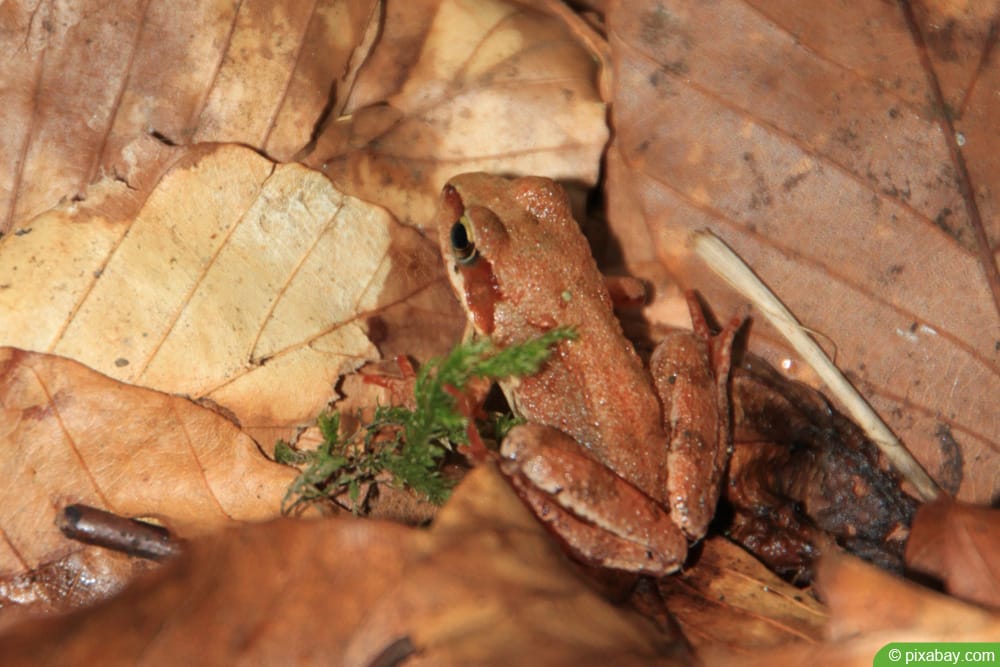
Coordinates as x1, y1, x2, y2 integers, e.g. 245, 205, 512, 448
435, 173, 741, 576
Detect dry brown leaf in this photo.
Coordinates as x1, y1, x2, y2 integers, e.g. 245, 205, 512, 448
0, 518, 417, 667
310, 0, 609, 229
0, 347, 294, 579
818, 550, 1000, 641
0, 546, 124, 624
6, 1, 990, 662
0, 467, 689, 666
0, 0, 379, 232
905, 498, 1000, 608
0, 144, 460, 443
0, 546, 155, 632
605, 0, 1000, 503
711, 552, 1000, 666
658, 537, 826, 656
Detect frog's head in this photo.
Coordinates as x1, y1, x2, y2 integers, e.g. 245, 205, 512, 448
435, 173, 515, 336
435, 172, 587, 338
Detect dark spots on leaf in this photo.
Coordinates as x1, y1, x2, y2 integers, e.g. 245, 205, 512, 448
639, 4, 683, 51
880, 172, 911, 202
781, 171, 809, 192
934, 423, 963, 495
833, 126, 861, 151
646, 66, 679, 96
933, 207, 964, 242
877, 264, 905, 286
888, 107, 900, 119
743, 152, 773, 209
114, 358, 129, 367
663, 60, 688, 75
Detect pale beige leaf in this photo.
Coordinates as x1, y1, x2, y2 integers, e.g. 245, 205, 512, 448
311, 0, 609, 229
0, 144, 415, 436
0, 347, 296, 578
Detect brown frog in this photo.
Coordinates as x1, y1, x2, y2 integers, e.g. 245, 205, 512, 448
435, 173, 740, 576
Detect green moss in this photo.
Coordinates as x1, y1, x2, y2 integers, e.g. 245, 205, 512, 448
278, 328, 576, 514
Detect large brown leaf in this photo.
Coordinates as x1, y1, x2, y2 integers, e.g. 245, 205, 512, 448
0, 467, 688, 666
0, 0, 380, 233
0, 347, 295, 580
605, 0, 1000, 502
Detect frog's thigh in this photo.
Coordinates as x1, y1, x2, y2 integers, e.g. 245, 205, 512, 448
500, 423, 687, 576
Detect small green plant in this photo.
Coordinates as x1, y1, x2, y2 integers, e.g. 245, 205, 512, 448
277, 327, 577, 514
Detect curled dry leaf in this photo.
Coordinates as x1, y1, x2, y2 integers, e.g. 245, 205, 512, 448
710, 552, 1000, 667
0, 144, 460, 443
0, 467, 688, 666
0, 546, 153, 631
0, 348, 295, 579
905, 499, 1000, 609
656, 536, 826, 657
0, 0, 380, 232
605, 0, 1000, 502
310, 0, 609, 229
726, 355, 917, 580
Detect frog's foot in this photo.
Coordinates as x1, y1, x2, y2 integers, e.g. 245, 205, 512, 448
684, 290, 744, 385
500, 423, 688, 577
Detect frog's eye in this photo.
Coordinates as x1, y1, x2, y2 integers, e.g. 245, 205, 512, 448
450, 216, 478, 265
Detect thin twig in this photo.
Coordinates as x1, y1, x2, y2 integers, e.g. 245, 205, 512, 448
693, 230, 940, 502
59, 504, 183, 560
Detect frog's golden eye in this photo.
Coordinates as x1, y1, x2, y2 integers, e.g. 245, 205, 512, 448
450, 216, 478, 265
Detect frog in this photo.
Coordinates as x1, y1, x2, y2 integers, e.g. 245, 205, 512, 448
434, 172, 741, 576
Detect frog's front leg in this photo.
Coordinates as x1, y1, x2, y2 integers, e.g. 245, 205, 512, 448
652, 294, 742, 540
500, 423, 689, 576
